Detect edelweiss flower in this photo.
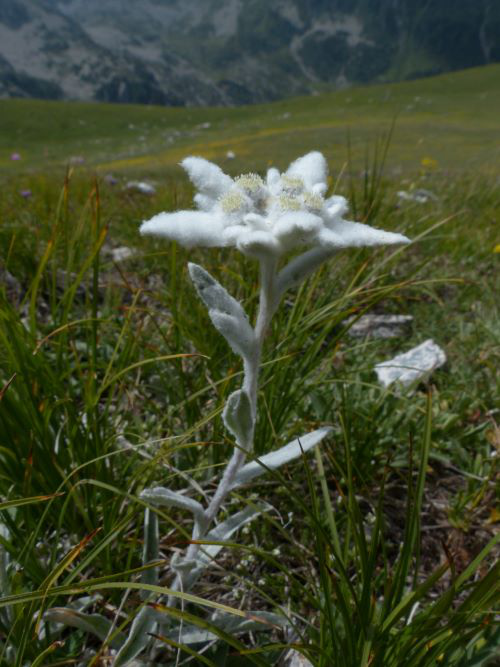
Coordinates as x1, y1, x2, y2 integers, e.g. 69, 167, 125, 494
140, 152, 409, 257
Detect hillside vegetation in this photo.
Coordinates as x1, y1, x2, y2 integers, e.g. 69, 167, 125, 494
1, 65, 499, 179
0, 65, 498, 665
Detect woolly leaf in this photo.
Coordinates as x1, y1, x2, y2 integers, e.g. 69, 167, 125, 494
198, 504, 269, 566
114, 606, 158, 666
188, 263, 255, 358
43, 608, 125, 649
222, 389, 253, 448
188, 263, 245, 319
208, 311, 255, 358
231, 426, 332, 489
140, 487, 205, 521
276, 247, 336, 296
166, 610, 291, 644
182, 504, 268, 590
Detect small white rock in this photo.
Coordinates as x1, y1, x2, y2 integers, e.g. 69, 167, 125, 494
397, 189, 437, 204
375, 339, 446, 388
124, 181, 156, 195
285, 649, 313, 667
111, 246, 135, 262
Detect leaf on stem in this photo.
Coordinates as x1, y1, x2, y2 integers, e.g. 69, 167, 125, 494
163, 609, 291, 644
276, 247, 337, 297
230, 426, 333, 489
222, 389, 253, 448
188, 263, 255, 358
42, 608, 125, 649
140, 488, 205, 522
114, 606, 159, 666
182, 504, 269, 588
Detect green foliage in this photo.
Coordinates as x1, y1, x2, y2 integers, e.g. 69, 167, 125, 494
1, 64, 500, 177
0, 73, 498, 664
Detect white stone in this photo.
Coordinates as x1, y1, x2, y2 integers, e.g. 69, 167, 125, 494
375, 339, 446, 388
111, 246, 135, 262
125, 181, 156, 195
397, 188, 437, 204
285, 649, 313, 667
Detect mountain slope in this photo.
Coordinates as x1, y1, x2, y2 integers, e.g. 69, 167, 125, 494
1, 0, 499, 105
2, 64, 499, 179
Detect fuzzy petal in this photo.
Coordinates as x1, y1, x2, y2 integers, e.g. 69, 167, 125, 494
322, 220, 410, 248
312, 182, 328, 196
181, 157, 233, 199
140, 211, 226, 248
325, 195, 349, 218
273, 211, 323, 243
243, 213, 270, 231
194, 193, 215, 211
286, 151, 328, 190
236, 230, 281, 257
222, 224, 246, 245
266, 167, 281, 195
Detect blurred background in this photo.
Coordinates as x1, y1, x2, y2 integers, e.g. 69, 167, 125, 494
1, 0, 499, 105
1, 0, 499, 177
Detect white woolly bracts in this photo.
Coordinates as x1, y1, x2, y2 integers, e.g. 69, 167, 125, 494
140, 152, 410, 258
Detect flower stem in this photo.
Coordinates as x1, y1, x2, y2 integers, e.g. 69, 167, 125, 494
206, 256, 277, 519
169, 257, 278, 603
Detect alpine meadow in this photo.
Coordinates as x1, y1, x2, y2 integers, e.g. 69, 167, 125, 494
0, 63, 499, 666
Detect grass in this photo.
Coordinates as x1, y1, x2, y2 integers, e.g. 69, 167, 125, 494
1, 64, 499, 178
0, 66, 499, 665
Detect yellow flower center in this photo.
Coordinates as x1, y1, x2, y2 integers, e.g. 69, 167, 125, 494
281, 175, 304, 194
279, 194, 301, 211
303, 192, 323, 211
235, 173, 264, 194
220, 191, 246, 213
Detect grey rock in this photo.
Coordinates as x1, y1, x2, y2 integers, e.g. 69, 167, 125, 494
110, 246, 135, 262
375, 339, 446, 388
347, 314, 413, 339
0, 267, 22, 305
397, 188, 438, 204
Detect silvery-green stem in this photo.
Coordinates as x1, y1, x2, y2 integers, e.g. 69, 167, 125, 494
245, 256, 278, 415
205, 257, 277, 518
168, 257, 278, 604
276, 247, 338, 300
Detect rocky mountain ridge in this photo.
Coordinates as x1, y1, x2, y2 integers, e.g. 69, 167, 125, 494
1, 0, 499, 105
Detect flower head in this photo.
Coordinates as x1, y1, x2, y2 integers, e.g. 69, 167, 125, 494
140, 152, 410, 257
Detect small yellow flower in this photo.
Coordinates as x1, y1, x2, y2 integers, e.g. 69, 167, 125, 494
493, 244, 500, 253
421, 156, 439, 169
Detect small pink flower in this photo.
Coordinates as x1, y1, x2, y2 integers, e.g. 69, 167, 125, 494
11, 153, 21, 161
